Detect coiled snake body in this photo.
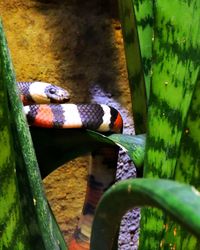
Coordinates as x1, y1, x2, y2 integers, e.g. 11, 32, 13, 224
18, 81, 123, 249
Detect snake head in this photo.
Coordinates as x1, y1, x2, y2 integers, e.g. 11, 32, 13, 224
44, 84, 70, 103
27, 81, 70, 104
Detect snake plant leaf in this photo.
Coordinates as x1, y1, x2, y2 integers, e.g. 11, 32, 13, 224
159, 70, 200, 249
0, 19, 67, 249
132, 0, 154, 99
108, 133, 145, 168
140, 1, 200, 249
90, 179, 200, 250
118, 0, 147, 134
0, 37, 35, 250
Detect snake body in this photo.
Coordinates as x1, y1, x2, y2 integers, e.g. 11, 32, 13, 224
18, 81, 123, 249
24, 103, 122, 133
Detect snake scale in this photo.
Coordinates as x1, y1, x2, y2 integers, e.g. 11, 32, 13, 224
18, 81, 123, 249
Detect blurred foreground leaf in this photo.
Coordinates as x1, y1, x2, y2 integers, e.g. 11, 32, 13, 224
91, 179, 200, 250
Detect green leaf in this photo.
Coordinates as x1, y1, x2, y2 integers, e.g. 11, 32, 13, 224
144, 0, 200, 178
0, 45, 34, 250
118, 0, 147, 134
108, 134, 145, 168
158, 73, 200, 250
133, 0, 154, 99
91, 179, 200, 250
140, 1, 200, 249
0, 19, 67, 249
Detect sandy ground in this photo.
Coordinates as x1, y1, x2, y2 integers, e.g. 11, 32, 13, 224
0, 1, 139, 249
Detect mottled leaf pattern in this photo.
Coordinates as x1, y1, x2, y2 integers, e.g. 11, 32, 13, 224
140, 1, 200, 249
118, 0, 147, 134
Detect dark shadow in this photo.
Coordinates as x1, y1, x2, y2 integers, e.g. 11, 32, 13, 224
34, 0, 121, 103
30, 126, 117, 178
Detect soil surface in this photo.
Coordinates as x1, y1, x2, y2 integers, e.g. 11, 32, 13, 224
0, 1, 139, 249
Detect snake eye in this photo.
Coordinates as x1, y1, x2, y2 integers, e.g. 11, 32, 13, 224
49, 88, 56, 94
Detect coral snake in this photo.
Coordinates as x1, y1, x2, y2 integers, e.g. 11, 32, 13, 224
18, 81, 123, 249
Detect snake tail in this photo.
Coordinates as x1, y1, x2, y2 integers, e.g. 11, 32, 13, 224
68, 146, 120, 249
